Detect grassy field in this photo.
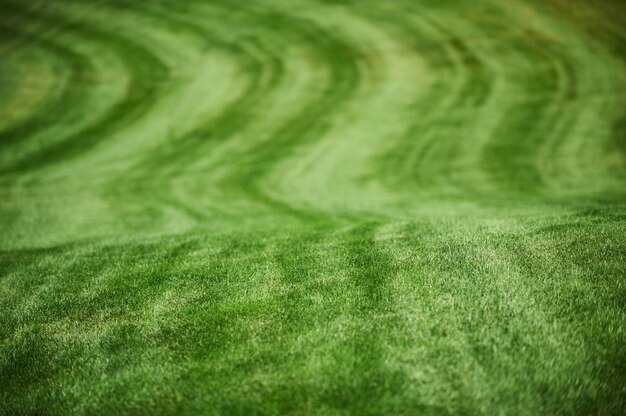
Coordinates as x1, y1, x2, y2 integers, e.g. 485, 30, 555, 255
0, 0, 625, 414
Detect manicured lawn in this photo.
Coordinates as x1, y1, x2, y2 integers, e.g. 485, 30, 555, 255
0, 0, 624, 414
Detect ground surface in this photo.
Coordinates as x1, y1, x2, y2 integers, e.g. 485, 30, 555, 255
0, 0, 625, 414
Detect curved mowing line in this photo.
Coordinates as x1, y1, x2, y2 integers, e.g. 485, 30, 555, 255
0, 1, 170, 175
1, 0, 623, 236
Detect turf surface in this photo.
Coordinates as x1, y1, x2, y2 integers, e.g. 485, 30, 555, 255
0, 0, 625, 414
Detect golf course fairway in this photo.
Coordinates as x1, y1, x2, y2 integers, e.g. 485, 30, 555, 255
0, 0, 624, 414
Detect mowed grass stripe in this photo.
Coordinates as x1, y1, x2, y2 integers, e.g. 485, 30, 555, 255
0, 0, 624, 414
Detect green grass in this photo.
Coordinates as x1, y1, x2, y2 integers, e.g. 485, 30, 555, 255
0, 0, 625, 414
